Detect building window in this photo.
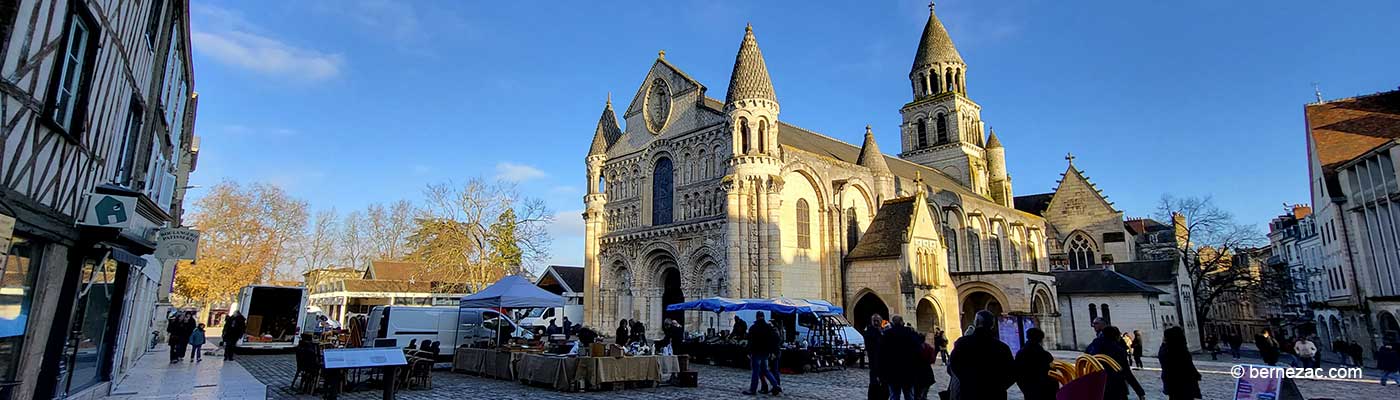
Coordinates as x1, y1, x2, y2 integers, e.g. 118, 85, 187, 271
1101, 303, 1112, 324
846, 207, 859, 252
115, 100, 145, 185
1068, 234, 1095, 270
967, 230, 982, 271
0, 235, 43, 387
917, 119, 928, 148
1089, 304, 1098, 321
936, 113, 948, 143
758, 120, 768, 154
48, 9, 97, 133
796, 199, 811, 249
945, 225, 959, 273
739, 117, 750, 154
1009, 239, 1021, 270
652, 157, 674, 225
145, 0, 163, 47
989, 225, 1003, 271
1028, 242, 1038, 271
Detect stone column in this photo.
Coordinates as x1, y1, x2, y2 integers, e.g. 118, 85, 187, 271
764, 179, 783, 297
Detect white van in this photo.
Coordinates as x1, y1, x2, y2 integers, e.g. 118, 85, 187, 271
365, 306, 532, 358
230, 285, 309, 350
518, 305, 584, 330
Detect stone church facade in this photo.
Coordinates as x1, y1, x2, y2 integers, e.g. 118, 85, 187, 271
581, 7, 1060, 343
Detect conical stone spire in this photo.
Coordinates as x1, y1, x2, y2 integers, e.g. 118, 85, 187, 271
856, 125, 891, 174
986, 130, 1002, 148
911, 3, 964, 73
725, 24, 777, 106
589, 96, 620, 156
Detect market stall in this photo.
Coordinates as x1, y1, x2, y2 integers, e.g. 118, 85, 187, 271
667, 297, 861, 373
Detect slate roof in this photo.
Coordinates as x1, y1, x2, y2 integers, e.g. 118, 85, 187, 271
537, 265, 584, 295
986, 131, 1002, 148
856, 126, 891, 174
1053, 268, 1167, 295
1013, 193, 1054, 215
911, 6, 964, 73
590, 99, 621, 155
770, 117, 982, 199
1115, 259, 1179, 284
340, 279, 433, 293
847, 196, 918, 260
725, 25, 777, 105
1306, 89, 1400, 194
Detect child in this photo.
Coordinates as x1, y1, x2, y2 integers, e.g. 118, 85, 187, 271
189, 324, 207, 362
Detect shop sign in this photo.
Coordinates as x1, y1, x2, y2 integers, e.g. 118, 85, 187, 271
80, 193, 137, 228
156, 228, 200, 260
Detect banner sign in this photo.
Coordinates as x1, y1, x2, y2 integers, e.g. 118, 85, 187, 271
80, 193, 137, 228
156, 228, 200, 260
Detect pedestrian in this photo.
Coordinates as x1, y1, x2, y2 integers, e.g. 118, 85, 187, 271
1205, 334, 1220, 360
659, 318, 681, 356
546, 320, 563, 336
948, 310, 1015, 400
577, 326, 598, 346
1088, 326, 1146, 400
189, 323, 207, 362
1376, 344, 1399, 386
1227, 332, 1243, 360
1294, 337, 1317, 368
1158, 326, 1201, 400
562, 316, 574, 337
1260, 328, 1282, 366
167, 312, 193, 363
221, 311, 246, 361
864, 314, 887, 400
743, 313, 781, 396
615, 319, 630, 345
877, 315, 922, 400
630, 319, 647, 345
933, 329, 949, 365
1130, 330, 1144, 369
1085, 317, 1108, 354
1348, 341, 1365, 367
915, 333, 938, 400
1013, 328, 1057, 400
732, 315, 749, 339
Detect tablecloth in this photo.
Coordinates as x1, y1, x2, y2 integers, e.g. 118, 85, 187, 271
576, 356, 663, 389
516, 354, 579, 391
453, 348, 519, 380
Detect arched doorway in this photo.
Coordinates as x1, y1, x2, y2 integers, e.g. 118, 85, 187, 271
853, 292, 890, 332
916, 298, 940, 335
961, 291, 1003, 331
1379, 311, 1400, 345
661, 267, 684, 326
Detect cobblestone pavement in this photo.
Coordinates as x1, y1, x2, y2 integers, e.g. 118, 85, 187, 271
240, 353, 1397, 399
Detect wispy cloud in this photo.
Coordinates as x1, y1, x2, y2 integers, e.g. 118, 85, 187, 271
547, 210, 586, 239
495, 162, 547, 182
191, 4, 344, 81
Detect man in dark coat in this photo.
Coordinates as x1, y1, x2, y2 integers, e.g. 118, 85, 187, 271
1089, 326, 1146, 400
1158, 326, 1201, 400
221, 311, 247, 360
1014, 328, 1057, 400
743, 313, 781, 396
615, 319, 630, 345
1255, 329, 1280, 366
948, 310, 1015, 400
562, 317, 574, 337
731, 315, 748, 339
1377, 344, 1399, 385
863, 314, 886, 400
877, 315, 923, 400
167, 312, 192, 363
1348, 341, 1364, 367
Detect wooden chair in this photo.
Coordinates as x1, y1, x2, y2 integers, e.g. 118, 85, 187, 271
290, 349, 322, 394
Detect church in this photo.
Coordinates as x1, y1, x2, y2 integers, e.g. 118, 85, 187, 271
579, 6, 1159, 347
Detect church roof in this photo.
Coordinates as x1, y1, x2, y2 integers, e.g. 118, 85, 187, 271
768, 117, 981, 200
911, 5, 964, 73
1053, 268, 1167, 295
847, 196, 919, 260
856, 125, 891, 174
590, 98, 621, 155
725, 25, 778, 105
1306, 89, 1400, 196
986, 130, 1002, 148
1013, 192, 1054, 215
1115, 259, 1179, 284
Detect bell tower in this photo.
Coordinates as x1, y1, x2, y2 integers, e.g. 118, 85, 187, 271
898, 3, 989, 196
722, 24, 783, 299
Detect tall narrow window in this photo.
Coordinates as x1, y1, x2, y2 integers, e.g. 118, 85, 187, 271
917, 119, 928, 148
1009, 239, 1021, 270
758, 120, 768, 154
944, 225, 959, 272
116, 100, 144, 185
739, 118, 751, 154
967, 230, 982, 271
846, 207, 859, 252
1101, 304, 1112, 324
936, 113, 948, 143
652, 158, 674, 225
1089, 304, 1099, 321
1028, 242, 1038, 271
50, 13, 94, 132
796, 199, 811, 249
945, 70, 954, 93
145, 0, 164, 47
989, 225, 1003, 271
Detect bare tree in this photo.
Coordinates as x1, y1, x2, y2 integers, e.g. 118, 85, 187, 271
366, 200, 416, 260
340, 210, 372, 269
1156, 195, 1280, 342
407, 179, 552, 284
297, 208, 340, 274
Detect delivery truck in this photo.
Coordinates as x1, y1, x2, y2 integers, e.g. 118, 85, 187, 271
230, 285, 309, 350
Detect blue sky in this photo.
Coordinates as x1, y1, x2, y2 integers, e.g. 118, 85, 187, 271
187, 0, 1400, 267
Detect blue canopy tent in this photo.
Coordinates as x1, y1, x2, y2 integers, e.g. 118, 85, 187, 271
458, 275, 563, 347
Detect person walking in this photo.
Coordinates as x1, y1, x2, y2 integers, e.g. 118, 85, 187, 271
1227, 332, 1243, 360
877, 316, 922, 400
1130, 330, 1145, 370
615, 319, 630, 345
1158, 326, 1201, 400
1294, 337, 1318, 368
864, 314, 887, 400
189, 324, 207, 362
167, 312, 193, 363
933, 329, 949, 365
1089, 326, 1146, 400
915, 333, 938, 400
1348, 340, 1365, 367
1013, 328, 1057, 400
948, 310, 1015, 400
1255, 329, 1281, 366
1085, 318, 1109, 354
221, 311, 247, 361
743, 313, 781, 396
1204, 334, 1220, 360
1377, 344, 1399, 386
